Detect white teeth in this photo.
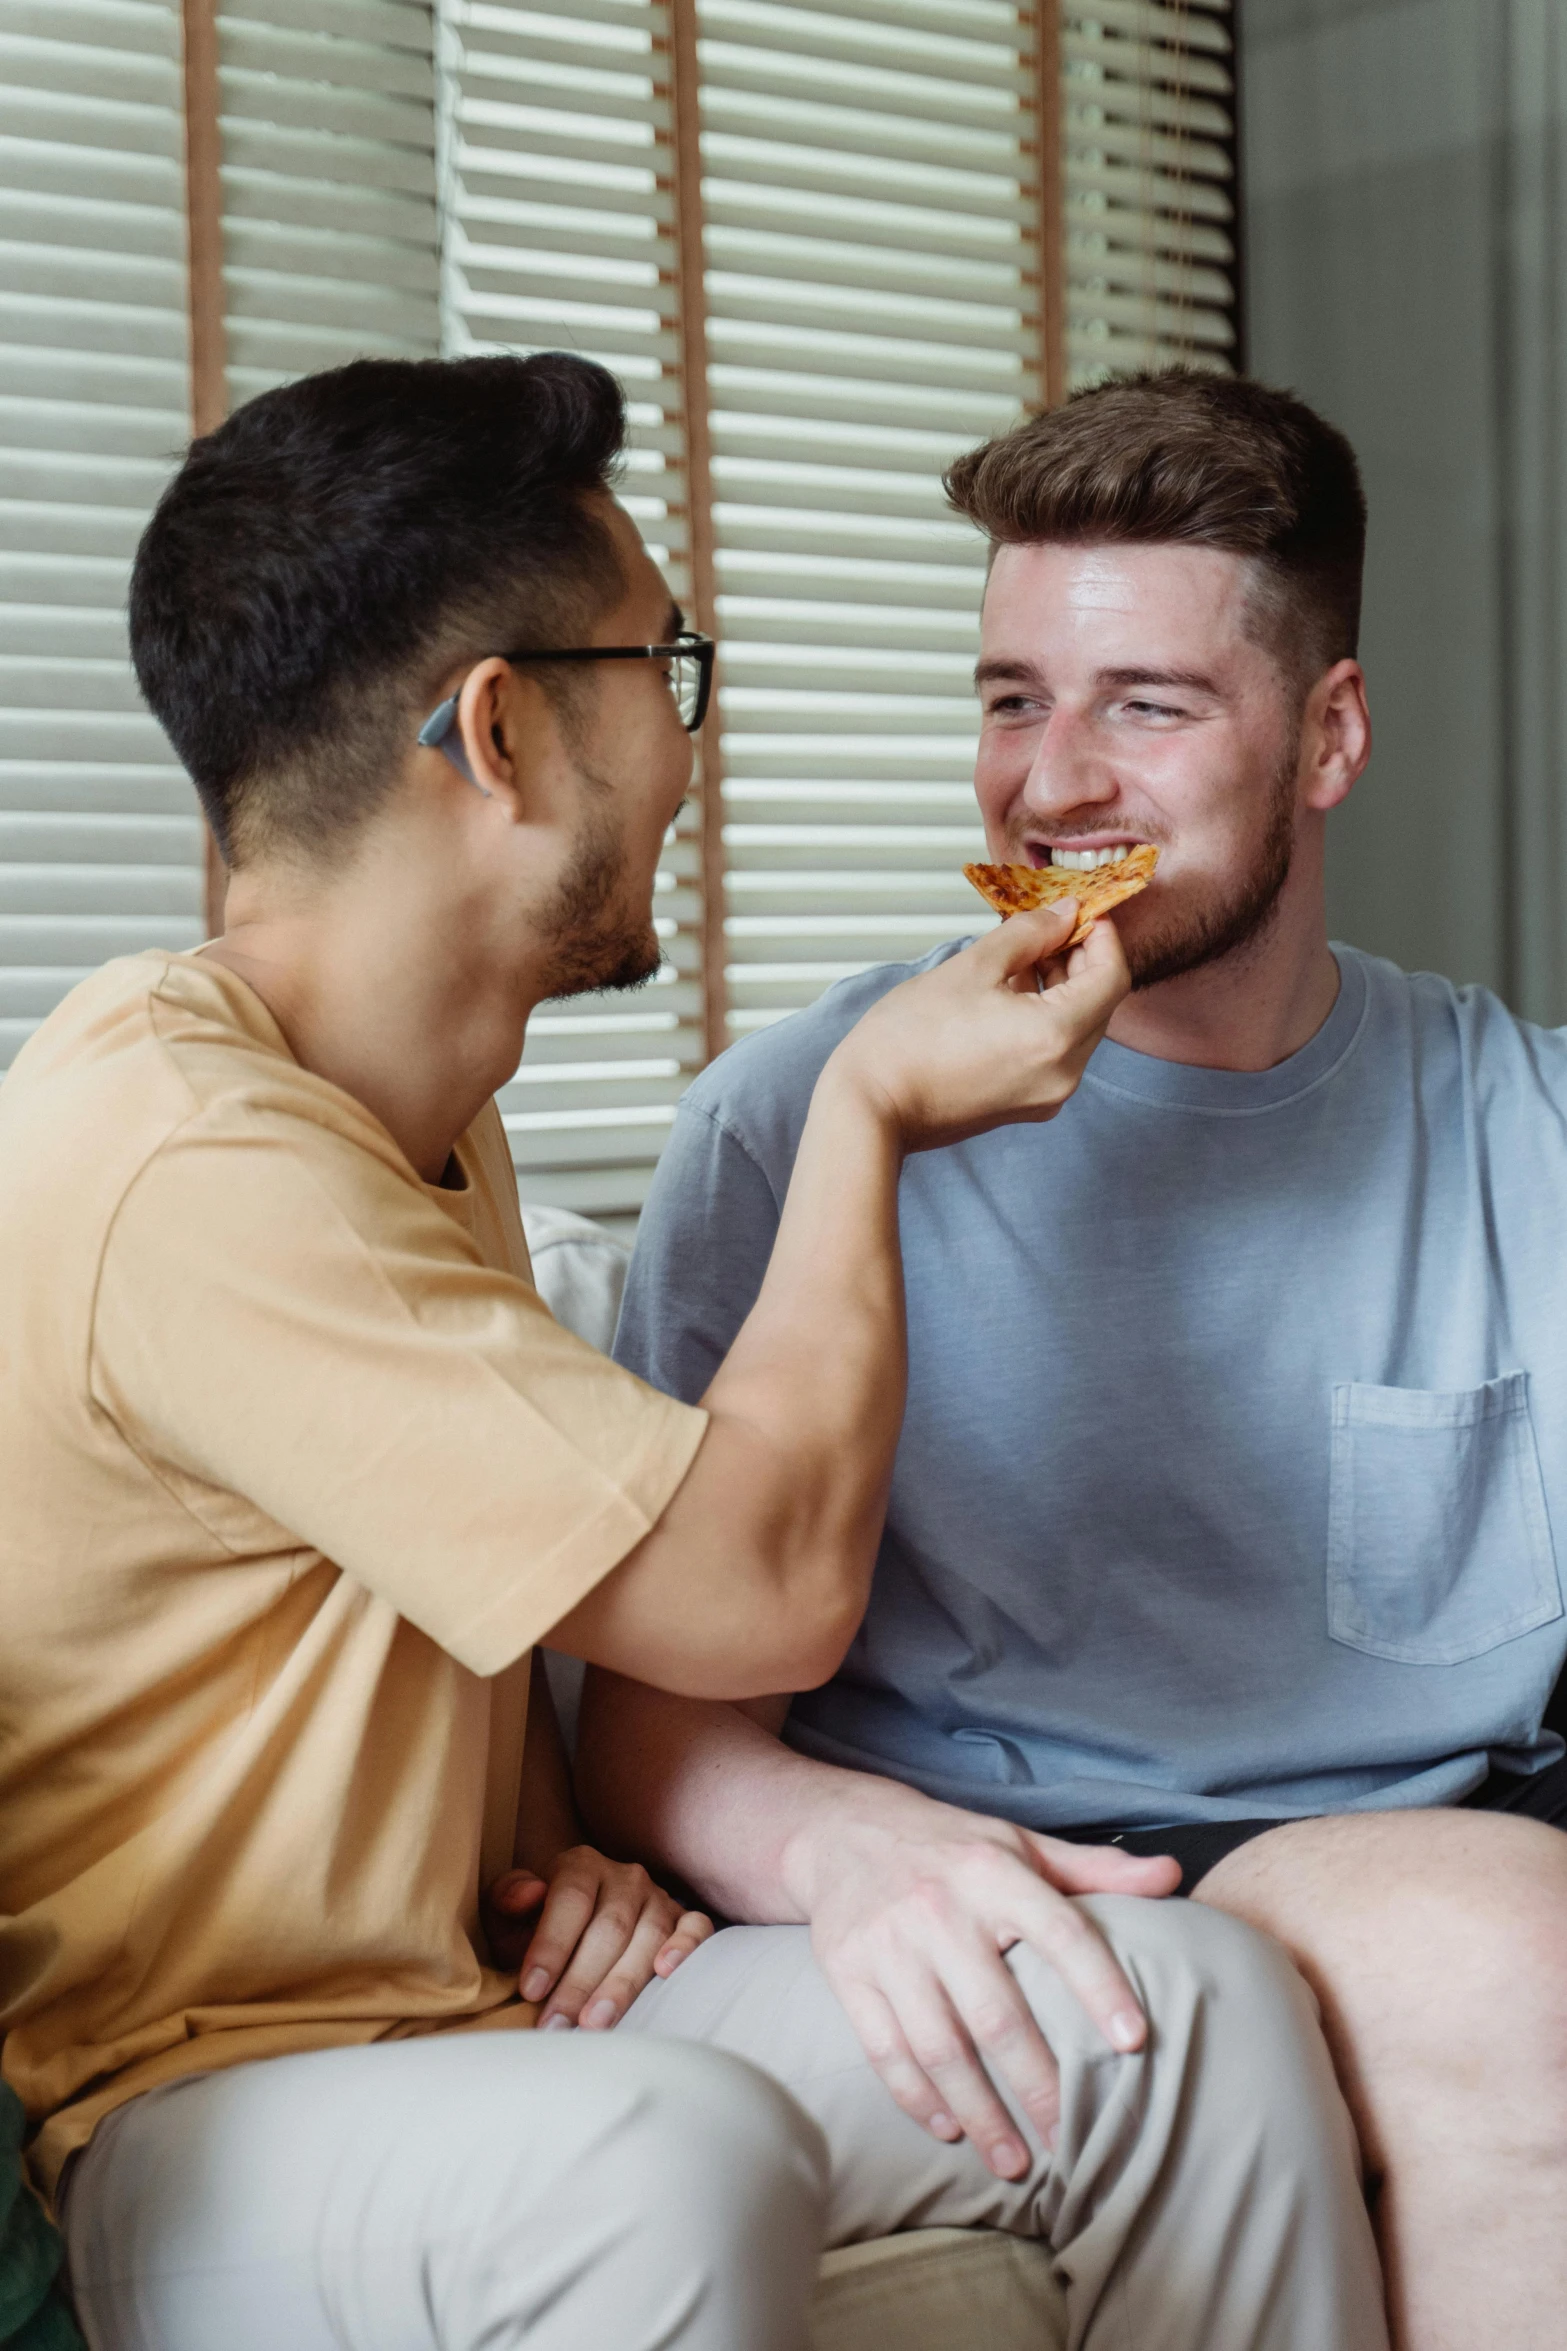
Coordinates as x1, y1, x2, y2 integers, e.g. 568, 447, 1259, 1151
1050, 844, 1132, 870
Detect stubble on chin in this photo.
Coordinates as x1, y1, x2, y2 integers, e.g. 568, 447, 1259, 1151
534, 788, 663, 1003
1124, 748, 1299, 994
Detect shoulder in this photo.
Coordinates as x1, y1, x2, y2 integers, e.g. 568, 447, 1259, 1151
679, 942, 968, 1182
1346, 946, 1567, 1078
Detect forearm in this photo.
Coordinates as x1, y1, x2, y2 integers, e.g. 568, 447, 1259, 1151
551, 912, 1127, 1697
698, 1055, 907, 1580
550, 1068, 908, 1695
576, 1666, 919, 1922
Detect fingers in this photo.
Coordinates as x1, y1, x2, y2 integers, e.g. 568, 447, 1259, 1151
983, 905, 1128, 1046
978, 897, 1079, 978
834, 1955, 1046, 2180
489, 1869, 548, 1915
573, 1906, 711, 2027
999, 1872, 1150, 2057
653, 1908, 715, 1978
518, 1856, 603, 2007
482, 1869, 548, 1971
1029, 1832, 1183, 1900
549, 1896, 676, 2031
1030, 908, 1130, 1025
528, 1853, 709, 2030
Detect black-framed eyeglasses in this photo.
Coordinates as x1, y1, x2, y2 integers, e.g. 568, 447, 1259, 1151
417, 632, 715, 786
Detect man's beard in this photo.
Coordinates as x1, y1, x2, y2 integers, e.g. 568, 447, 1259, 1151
534, 790, 663, 1003
1125, 740, 1299, 994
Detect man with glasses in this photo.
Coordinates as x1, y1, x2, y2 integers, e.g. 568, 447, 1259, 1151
0, 352, 1383, 2351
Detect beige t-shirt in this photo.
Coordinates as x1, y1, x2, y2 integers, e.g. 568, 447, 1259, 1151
0, 951, 707, 2199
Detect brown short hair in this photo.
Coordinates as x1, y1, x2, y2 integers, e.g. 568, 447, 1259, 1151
944, 370, 1367, 685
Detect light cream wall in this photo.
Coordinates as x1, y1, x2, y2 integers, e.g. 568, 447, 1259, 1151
1242, 0, 1567, 1019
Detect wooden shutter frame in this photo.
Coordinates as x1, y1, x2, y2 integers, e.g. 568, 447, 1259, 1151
180, 0, 229, 937
1034, 1, 1067, 409
669, 0, 727, 1065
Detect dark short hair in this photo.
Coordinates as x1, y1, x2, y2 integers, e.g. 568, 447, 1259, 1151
130, 352, 627, 865
944, 370, 1367, 685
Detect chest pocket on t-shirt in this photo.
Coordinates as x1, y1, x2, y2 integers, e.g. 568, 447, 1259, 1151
1327, 1373, 1562, 1664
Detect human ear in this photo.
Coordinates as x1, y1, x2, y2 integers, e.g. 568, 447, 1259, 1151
1301, 658, 1371, 813
452, 657, 537, 810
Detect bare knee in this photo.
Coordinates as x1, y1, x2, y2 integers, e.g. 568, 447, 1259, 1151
1198, 1810, 1567, 2167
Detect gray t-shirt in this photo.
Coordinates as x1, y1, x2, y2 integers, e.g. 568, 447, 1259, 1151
615, 945, 1567, 1829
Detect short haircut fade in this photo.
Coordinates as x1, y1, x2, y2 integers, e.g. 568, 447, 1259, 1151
944, 369, 1367, 684
130, 351, 628, 866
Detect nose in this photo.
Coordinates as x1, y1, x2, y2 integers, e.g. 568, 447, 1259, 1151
1018, 703, 1118, 821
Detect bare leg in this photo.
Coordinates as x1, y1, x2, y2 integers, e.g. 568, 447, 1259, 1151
1198, 1809, 1567, 2351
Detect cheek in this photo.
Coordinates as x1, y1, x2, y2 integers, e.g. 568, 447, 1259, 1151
971, 727, 1031, 821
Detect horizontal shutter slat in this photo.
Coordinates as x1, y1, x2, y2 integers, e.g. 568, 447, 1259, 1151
694, 1, 1040, 1045
0, 0, 199, 1077
441, 0, 702, 1221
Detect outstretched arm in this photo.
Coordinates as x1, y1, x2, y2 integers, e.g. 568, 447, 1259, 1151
577, 1671, 1179, 2181
547, 905, 1127, 1701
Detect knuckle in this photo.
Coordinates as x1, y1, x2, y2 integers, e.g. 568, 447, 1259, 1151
856, 2020, 906, 2068
968, 1999, 1025, 2049
909, 2029, 968, 2075
900, 1877, 961, 1931
1038, 1903, 1093, 1956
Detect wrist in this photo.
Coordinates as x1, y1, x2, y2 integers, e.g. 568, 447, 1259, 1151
777, 1769, 937, 1917
814, 1042, 909, 1156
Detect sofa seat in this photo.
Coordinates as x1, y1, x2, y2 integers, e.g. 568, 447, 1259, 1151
812, 2229, 1065, 2349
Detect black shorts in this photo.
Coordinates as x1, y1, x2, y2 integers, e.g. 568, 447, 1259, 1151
1053, 1749, 1567, 1895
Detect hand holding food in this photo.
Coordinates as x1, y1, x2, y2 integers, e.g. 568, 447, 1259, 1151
825, 897, 1130, 1154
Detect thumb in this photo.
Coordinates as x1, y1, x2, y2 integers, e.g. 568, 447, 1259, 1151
488, 1869, 549, 1914
1027, 1832, 1182, 1898
976, 899, 1079, 979
1017, 908, 1131, 1038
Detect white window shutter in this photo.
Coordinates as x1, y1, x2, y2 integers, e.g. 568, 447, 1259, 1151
0, 0, 204, 1075
439, 0, 708, 1232
0, 0, 1237, 1197
697, 0, 1049, 1042
1064, 1, 1235, 384
216, 0, 442, 405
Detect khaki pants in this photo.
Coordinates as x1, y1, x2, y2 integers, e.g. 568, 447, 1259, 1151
623, 1894, 1391, 2351
63, 2032, 826, 2351
63, 1897, 1387, 2351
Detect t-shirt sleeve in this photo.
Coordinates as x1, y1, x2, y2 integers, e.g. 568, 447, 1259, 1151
91, 1109, 708, 1677
613, 1100, 782, 1405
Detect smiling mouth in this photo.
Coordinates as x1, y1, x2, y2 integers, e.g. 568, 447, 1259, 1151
1030, 842, 1143, 871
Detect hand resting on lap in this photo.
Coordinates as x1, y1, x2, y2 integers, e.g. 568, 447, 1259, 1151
486, 1845, 713, 2032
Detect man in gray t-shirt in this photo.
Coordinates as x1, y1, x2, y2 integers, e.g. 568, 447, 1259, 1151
616, 939, 1567, 1833
586, 374, 1567, 2350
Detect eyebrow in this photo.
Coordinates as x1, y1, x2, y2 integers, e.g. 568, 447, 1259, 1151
1098, 664, 1224, 695
973, 656, 1225, 696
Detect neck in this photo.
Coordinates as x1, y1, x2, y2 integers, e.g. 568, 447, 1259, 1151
205, 830, 541, 1184
1104, 843, 1340, 1073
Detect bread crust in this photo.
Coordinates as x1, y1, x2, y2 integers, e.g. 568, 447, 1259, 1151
962, 843, 1159, 946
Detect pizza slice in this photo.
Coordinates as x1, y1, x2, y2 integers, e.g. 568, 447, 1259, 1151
962, 843, 1159, 948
